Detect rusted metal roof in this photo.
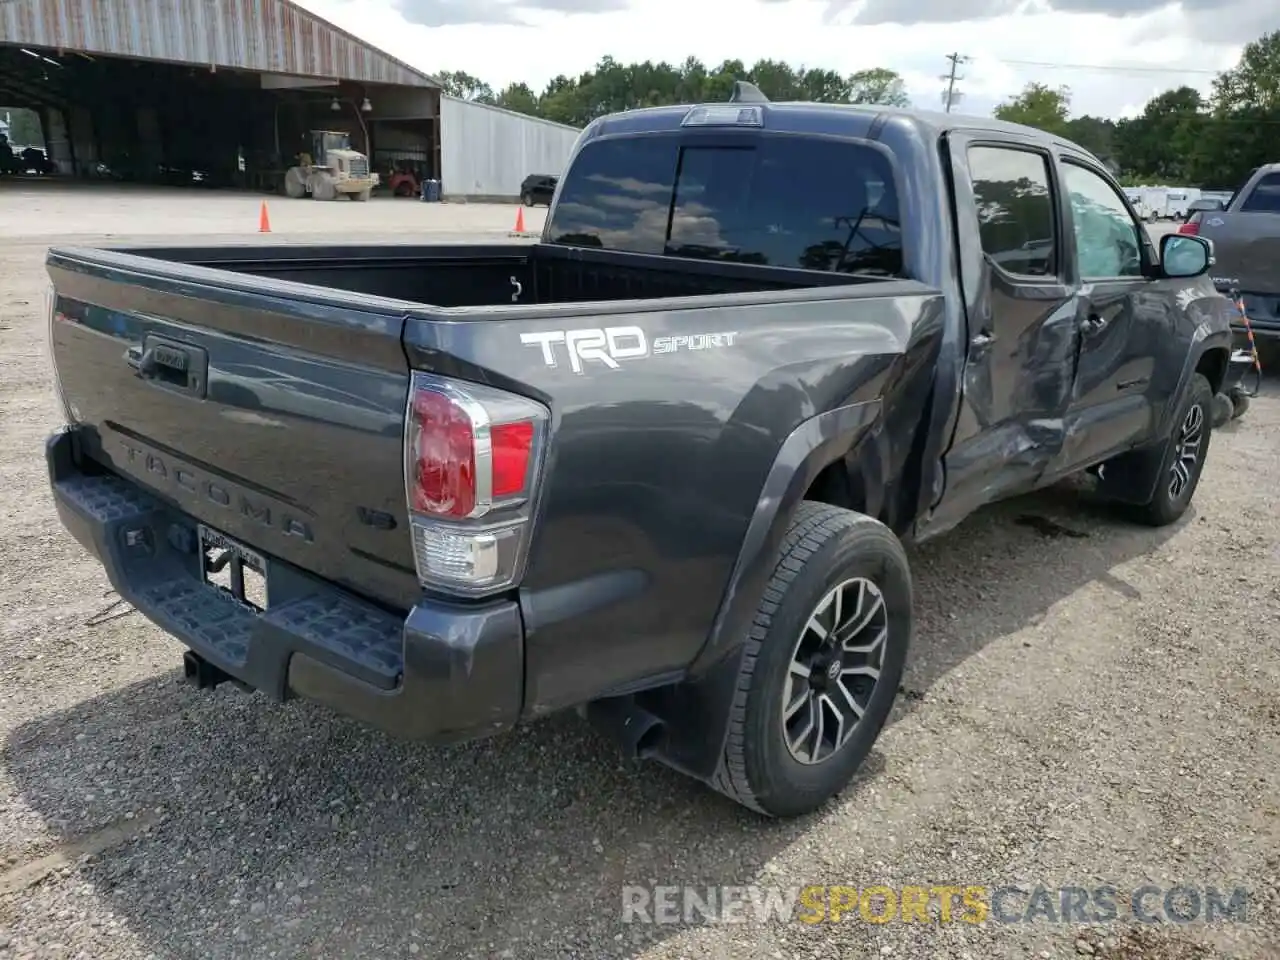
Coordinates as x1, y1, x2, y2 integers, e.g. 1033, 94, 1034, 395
0, 0, 439, 88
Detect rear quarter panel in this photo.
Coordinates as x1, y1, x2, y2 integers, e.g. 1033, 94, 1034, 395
404, 283, 945, 715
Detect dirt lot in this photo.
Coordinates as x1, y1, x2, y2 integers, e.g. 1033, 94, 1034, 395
0, 182, 1277, 960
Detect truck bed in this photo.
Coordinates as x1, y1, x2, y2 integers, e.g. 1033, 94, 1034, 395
120, 241, 859, 308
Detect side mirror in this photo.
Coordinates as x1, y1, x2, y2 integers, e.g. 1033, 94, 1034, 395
1160, 234, 1213, 278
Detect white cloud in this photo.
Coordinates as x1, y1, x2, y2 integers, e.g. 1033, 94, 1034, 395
294, 0, 1244, 119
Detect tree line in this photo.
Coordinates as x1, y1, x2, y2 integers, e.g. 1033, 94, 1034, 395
992, 29, 1280, 190
435, 57, 909, 127
439, 28, 1280, 192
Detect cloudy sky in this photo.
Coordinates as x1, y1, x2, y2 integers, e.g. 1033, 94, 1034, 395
294, 0, 1268, 119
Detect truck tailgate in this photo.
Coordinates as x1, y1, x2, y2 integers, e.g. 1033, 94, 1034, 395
1201, 212, 1280, 298
46, 247, 420, 611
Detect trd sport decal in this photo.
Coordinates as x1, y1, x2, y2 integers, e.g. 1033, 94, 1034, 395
519, 326, 739, 374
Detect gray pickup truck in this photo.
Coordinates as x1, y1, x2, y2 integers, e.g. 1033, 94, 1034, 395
1186, 162, 1280, 356
44, 85, 1237, 818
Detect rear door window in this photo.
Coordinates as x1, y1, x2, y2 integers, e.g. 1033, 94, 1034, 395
966, 145, 1058, 278
546, 134, 904, 277
1240, 172, 1280, 212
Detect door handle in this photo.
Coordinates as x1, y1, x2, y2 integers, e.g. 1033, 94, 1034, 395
1083, 313, 1108, 334
125, 344, 151, 373
970, 330, 996, 348
124, 337, 208, 398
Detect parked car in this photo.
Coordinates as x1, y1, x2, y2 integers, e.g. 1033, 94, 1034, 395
1181, 163, 1280, 362
43, 84, 1234, 818
520, 173, 557, 206
1187, 196, 1224, 216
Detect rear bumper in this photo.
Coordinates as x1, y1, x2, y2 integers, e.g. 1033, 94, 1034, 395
1230, 294, 1280, 342
46, 426, 524, 743
1232, 321, 1280, 342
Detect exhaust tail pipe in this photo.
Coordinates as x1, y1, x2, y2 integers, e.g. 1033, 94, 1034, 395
583, 696, 666, 760
182, 651, 231, 690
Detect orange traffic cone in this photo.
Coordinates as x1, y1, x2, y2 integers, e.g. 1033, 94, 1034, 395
258, 201, 271, 234
513, 207, 526, 233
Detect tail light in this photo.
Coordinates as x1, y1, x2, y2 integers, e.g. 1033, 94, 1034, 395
1177, 215, 1201, 235
404, 371, 549, 597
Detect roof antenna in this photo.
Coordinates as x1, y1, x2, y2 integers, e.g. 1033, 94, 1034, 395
729, 80, 769, 104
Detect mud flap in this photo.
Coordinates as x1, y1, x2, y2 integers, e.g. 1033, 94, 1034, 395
1094, 438, 1166, 506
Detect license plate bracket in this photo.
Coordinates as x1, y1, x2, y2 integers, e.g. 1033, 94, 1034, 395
198, 524, 268, 611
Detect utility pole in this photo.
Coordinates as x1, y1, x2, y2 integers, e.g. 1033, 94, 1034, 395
941, 53, 969, 113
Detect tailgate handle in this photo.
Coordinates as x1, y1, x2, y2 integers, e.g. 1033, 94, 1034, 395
126, 337, 208, 399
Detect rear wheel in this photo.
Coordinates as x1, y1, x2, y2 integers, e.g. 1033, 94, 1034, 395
522, 191, 534, 206
1229, 386, 1251, 419
354, 188, 371, 202
283, 167, 307, 199
1212, 392, 1233, 427
711, 502, 912, 818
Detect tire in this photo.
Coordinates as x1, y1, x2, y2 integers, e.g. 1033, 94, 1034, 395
522, 192, 533, 206
283, 167, 307, 199
354, 188, 371, 202
1128, 373, 1213, 527
711, 501, 913, 818
1212, 392, 1233, 428
1230, 389, 1251, 419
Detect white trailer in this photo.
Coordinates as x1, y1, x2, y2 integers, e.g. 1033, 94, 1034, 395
1137, 187, 1168, 222
1163, 188, 1201, 220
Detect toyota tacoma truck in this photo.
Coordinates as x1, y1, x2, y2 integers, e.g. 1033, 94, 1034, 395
44, 85, 1235, 818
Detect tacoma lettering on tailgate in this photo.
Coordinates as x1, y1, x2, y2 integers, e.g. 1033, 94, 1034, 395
117, 440, 315, 543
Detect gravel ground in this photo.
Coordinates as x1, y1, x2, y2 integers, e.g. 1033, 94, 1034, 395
1, 182, 1278, 960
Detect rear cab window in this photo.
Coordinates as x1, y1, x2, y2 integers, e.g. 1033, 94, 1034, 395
545, 133, 904, 278
1240, 172, 1280, 212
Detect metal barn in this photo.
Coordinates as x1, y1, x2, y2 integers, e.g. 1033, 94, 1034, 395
439, 96, 581, 202
0, 0, 579, 201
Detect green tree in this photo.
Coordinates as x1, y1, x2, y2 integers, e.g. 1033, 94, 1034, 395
495, 82, 540, 117
798, 67, 851, 103
1178, 29, 1280, 187
847, 67, 910, 106
1211, 29, 1280, 112
993, 83, 1071, 137
747, 59, 801, 101
1063, 115, 1116, 163
1112, 87, 1206, 182
441, 57, 911, 126
436, 70, 495, 104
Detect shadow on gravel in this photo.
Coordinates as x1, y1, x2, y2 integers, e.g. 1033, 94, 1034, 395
4, 479, 1186, 959
893, 475, 1185, 721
